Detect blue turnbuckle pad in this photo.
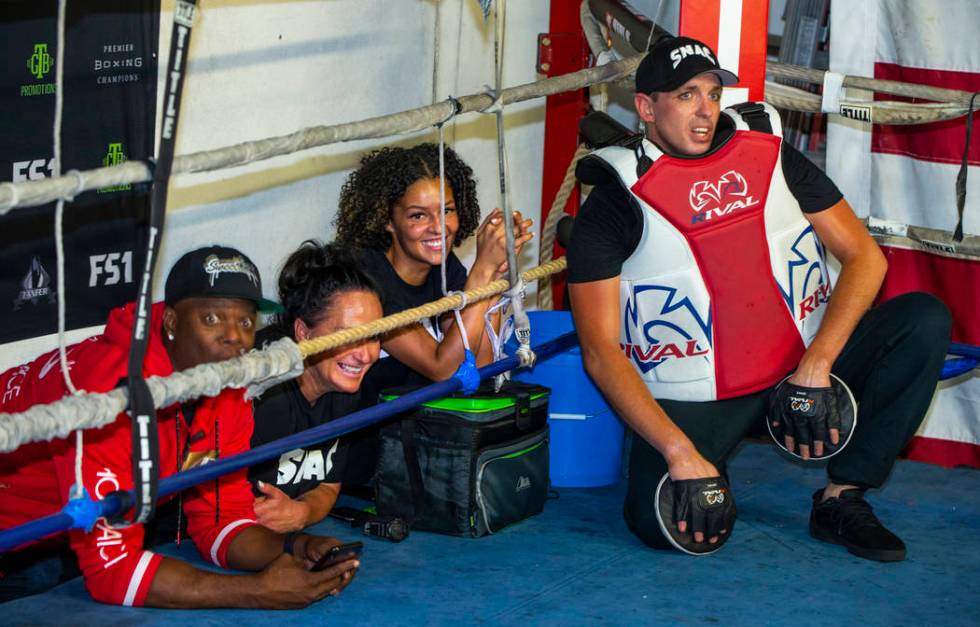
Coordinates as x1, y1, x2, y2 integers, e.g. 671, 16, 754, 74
63, 486, 101, 532
453, 349, 480, 395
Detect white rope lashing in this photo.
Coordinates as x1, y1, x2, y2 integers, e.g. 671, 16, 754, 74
488, 0, 534, 371
52, 0, 85, 499
436, 104, 472, 355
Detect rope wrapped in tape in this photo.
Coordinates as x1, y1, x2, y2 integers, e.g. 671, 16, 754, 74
0, 260, 567, 452
0, 337, 303, 454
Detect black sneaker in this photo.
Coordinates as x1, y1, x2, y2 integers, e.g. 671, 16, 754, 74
809, 488, 906, 562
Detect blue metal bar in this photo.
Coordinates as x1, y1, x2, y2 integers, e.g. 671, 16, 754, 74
948, 342, 980, 360
0, 332, 579, 552
940, 357, 978, 380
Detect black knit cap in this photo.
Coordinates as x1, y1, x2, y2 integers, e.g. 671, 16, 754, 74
635, 36, 739, 94
164, 245, 283, 313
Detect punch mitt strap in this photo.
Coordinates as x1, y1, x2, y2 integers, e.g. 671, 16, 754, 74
655, 473, 736, 556
768, 373, 857, 461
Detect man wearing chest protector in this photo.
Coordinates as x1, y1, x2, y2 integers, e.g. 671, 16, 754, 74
567, 36, 951, 561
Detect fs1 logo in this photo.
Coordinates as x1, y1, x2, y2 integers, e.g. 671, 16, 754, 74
89, 251, 134, 287
622, 284, 712, 373
688, 170, 759, 224
12, 158, 54, 182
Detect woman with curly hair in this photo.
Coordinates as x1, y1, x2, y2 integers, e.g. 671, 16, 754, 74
334, 143, 533, 418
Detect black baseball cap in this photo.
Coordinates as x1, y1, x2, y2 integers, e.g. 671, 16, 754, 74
164, 245, 283, 313
635, 36, 739, 94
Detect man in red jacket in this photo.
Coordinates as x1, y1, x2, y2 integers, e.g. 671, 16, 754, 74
0, 245, 359, 607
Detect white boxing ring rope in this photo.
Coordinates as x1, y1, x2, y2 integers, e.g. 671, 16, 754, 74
0, 258, 567, 454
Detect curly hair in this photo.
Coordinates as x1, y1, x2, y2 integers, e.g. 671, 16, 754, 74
334, 143, 480, 251
276, 240, 382, 332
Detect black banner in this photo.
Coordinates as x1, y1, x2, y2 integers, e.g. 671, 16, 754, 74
0, 1, 160, 344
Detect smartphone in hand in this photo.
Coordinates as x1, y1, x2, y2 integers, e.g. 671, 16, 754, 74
310, 541, 363, 572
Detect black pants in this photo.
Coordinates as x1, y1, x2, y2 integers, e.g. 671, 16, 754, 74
624, 292, 952, 550
0, 540, 80, 603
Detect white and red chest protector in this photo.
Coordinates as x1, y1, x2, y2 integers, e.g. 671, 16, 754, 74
588, 103, 833, 401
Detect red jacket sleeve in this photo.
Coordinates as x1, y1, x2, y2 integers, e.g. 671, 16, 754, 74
58, 415, 164, 607
183, 390, 259, 568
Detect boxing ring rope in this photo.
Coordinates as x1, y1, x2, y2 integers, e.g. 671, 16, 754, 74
537, 144, 589, 310
0, 258, 567, 454
0, 331, 580, 552
2, 29, 977, 215
0, 55, 644, 215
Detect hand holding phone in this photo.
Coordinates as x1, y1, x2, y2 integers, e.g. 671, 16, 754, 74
310, 541, 363, 572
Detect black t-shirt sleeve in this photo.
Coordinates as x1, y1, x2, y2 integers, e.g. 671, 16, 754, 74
566, 183, 642, 283
780, 142, 843, 213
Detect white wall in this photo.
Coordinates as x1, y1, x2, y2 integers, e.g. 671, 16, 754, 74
1, 0, 550, 370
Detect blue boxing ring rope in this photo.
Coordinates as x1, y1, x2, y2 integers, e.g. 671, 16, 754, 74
0, 332, 579, 553
0, 333, 975, 552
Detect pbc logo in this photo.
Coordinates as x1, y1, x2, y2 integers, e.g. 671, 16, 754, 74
689, 170, 759, 224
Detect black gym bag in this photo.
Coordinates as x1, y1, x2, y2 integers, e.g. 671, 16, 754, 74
375, 380, 551, 537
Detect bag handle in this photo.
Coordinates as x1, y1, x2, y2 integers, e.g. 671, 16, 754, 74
514, 391, 532, 431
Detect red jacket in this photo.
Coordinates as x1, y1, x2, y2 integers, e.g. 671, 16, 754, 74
0, 302, 257, 606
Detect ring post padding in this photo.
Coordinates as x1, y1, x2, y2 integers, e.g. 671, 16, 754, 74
0, 332, 579, 552
821, 71, 846, 114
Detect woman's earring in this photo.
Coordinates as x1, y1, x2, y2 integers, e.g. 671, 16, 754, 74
167, 330, 175, 341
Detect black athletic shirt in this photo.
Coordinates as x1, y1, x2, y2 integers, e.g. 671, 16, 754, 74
249, 325, 355, 498
356, 248, 468, 405
567, 120, 843, 284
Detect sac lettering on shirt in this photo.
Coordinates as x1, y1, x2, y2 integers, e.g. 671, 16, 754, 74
276, 440, 338, 486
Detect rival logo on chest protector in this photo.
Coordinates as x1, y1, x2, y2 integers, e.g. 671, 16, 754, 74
689, 170, 759, 224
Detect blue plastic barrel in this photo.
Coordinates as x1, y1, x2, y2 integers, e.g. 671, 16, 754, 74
508, 311, 625, 487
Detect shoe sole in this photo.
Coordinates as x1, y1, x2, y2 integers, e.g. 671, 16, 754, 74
809, 522, 906, 562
